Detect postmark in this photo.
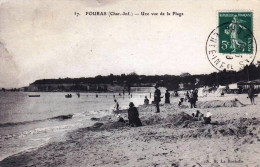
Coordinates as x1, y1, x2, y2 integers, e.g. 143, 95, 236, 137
206, 12, 257, 71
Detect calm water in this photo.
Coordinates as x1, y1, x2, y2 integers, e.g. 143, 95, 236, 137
0, 92, 155, 161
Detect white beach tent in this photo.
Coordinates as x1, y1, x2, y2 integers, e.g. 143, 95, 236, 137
229, 83, 238, 90
214, 85, 226, 95
198, 87, 209, 97
227, 83, 239, 93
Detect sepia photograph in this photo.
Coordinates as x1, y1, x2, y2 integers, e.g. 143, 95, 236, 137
0, 0, 260, 166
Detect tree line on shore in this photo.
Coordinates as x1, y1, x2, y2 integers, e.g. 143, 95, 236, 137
28, 64, 260, 91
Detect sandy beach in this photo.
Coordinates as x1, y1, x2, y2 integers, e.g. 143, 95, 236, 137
0, 95, 259, 167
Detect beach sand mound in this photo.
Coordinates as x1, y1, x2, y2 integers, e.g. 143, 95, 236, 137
100, 122, 127, 130
142, 114, 163, 125
142, 112, 195, 128
91, 114, 123, 122
164, 112, 194, 126
197, 99, 246, 108
86, 122, 127, 131
178, 117, 260, 139
178, 104, 190, 109
89, 112, 196, 131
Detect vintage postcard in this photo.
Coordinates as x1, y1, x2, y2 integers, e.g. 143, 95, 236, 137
0, 0, 259, 166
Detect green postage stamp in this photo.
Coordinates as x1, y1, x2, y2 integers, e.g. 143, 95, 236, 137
218, 12, 253, 54
206, 11, 256, 72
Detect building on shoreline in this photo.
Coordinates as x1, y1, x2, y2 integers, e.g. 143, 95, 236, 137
237, 80, 260, 93
225, 80, 260, 94
27, 83, 121, 92
27, 82, 167, 93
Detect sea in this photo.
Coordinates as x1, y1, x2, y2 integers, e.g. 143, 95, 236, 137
0, 91, 156, 161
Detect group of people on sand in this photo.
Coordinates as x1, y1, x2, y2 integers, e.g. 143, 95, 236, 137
183, 89, 198, 108
113, 99, 142, 127
143, 84, 180, 113
189, 89, 198, 108
111, 84, 257, 128
147, 86, 199, 110
152, 84, 171, 113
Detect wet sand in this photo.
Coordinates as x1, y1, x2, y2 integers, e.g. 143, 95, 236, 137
0, 96, 260, 167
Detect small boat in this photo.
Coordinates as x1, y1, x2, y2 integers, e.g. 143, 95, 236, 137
65, 94, 72, 98
28, 95, 40, 97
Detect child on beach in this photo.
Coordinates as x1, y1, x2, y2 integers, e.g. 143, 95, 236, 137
192, 110, 204, 121
144, 96, 149, 105
117, 114, 125, 123
185, 91, 190, 102
204, 111, 212, 124
114, 99, 119, 110
178, 98, 184, 106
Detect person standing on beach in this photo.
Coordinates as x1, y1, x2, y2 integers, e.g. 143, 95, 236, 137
248, 86, 256, 105
128, 102, 142, 127
193, 89, 198, 107
190, 90, 198, 108
154, 84, 161, 113
185, 91, 190, 102
165, 89, 170, 104
114, 99, 119, 110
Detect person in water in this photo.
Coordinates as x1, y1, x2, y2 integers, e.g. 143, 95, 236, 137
128, 102, 142, 127
144, 96, 149, 105
165, 89, 170, 104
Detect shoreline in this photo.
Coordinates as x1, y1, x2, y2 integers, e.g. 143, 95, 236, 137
0, 99, 259, 166
0, 139, 51, 162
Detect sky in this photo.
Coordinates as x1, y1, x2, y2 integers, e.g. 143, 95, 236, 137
0, 0, 259, 87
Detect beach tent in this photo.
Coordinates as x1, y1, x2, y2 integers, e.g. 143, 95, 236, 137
229, 83, 238, 90
197, 87, 209, 97
214, 85, 226, 95
227, 83, 239, 93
